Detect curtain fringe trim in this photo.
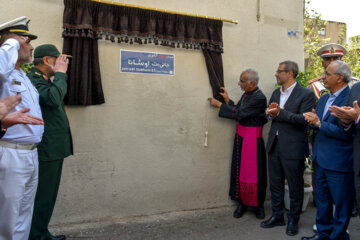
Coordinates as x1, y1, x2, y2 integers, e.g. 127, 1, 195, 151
62, 28, 224, 53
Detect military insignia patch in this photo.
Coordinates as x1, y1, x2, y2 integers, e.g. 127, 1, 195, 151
11, 79, 21, 85
320, 89, 330, 96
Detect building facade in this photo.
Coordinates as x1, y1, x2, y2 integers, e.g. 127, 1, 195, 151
1, 0, 305, 226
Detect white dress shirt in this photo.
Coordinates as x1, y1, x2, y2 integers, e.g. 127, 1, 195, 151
0, 39, 44, 144
279, 81, 297, 108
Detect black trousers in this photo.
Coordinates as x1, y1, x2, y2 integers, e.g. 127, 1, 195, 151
268, 138, 304, 222
355, 172, 360, 212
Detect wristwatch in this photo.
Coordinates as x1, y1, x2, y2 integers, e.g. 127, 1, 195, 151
0, 121, 6, 136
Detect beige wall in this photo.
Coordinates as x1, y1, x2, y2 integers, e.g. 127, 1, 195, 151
320, 20, 346, 43
0, 0, 304, 225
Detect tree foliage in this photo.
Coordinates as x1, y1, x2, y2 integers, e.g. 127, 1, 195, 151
297, 0, 329, 87
297, 0, 360, 86
339, 30, 360, 79
20, 62, 34, 74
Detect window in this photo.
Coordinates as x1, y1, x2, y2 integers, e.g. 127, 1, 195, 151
318, 28, 326, 36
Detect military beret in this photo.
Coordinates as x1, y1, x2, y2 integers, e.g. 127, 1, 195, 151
34, 44, 71, 58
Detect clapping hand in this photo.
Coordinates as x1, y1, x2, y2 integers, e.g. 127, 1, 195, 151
329, 100, 360, 124
2, 108, 44, 129
303, 109, 320, 126
266, 102, 281, 117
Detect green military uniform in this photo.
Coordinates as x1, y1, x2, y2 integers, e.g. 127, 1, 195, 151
28, 67, 73, 240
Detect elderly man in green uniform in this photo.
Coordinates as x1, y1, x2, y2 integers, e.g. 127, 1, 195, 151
28, 44, 73, 240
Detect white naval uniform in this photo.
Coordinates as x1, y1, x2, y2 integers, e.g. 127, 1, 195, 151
0, 39, 44, 240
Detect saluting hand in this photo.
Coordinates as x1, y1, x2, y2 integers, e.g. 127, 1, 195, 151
0, 95, 22, 120
307, 74, 325, 85
52, 56, 69, 74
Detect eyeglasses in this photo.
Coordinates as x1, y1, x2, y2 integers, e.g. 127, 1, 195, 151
324, 71, 339, 77
24, 38, 31, 44
276, 70, 288, 74
17, 36, 31, 44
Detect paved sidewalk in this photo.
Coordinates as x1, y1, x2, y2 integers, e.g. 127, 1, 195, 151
52, 202, 360, 240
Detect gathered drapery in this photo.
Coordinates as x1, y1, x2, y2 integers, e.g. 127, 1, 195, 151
63, 0, 225, 105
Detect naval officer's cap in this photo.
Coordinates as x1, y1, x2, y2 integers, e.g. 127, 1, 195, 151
0, 16, 37, 40
317, 43, 347, 58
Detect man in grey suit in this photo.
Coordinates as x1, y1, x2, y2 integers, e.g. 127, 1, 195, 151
260, 61, 315, 236
330, 82, 360, 216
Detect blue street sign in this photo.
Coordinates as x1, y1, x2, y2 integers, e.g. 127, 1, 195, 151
120, 50, 175, 76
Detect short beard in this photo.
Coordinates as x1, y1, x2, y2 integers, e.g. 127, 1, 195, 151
17, 53, 32, 65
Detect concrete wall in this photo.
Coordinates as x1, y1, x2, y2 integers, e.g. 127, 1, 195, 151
0, 0, 304, 225
320, 20, 346, 43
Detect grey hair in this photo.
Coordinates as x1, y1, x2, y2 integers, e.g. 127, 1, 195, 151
33, 57, 44, 66
280, 60, 299, 78
332, 60, 352, 83
242, 68, 259, 86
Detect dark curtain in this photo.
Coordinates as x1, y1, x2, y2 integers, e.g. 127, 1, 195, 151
63, 37, 104, 105
63, 0, 225, 105
203, 49, 224, 101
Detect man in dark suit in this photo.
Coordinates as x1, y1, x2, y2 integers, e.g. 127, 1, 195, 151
330, 82, 360, 215
260, 61, 315, 236
28, 44, 73, 240
302, 60, 354, 240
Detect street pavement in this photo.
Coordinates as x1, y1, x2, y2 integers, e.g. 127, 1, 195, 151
52, 201, 360, 240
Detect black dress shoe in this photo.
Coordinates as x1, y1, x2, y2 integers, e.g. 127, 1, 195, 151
260, 216, 285, 228
49, 234, 66, 240
233, 204, 247, 218
286, 221, 298, 236
255, 206, 265, 219
301, 234, 321, 240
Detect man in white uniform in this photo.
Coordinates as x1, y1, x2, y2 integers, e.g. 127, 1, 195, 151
0, 16, 44, 240
308, 43, 359, 99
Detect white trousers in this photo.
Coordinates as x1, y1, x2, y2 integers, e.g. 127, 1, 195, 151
0, 146, 38, 240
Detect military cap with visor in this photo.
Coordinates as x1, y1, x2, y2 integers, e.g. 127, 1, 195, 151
0, 16, 37, 40
317, 43, 347, 58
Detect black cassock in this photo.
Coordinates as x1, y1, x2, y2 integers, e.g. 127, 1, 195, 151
219, 88, 268, 207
